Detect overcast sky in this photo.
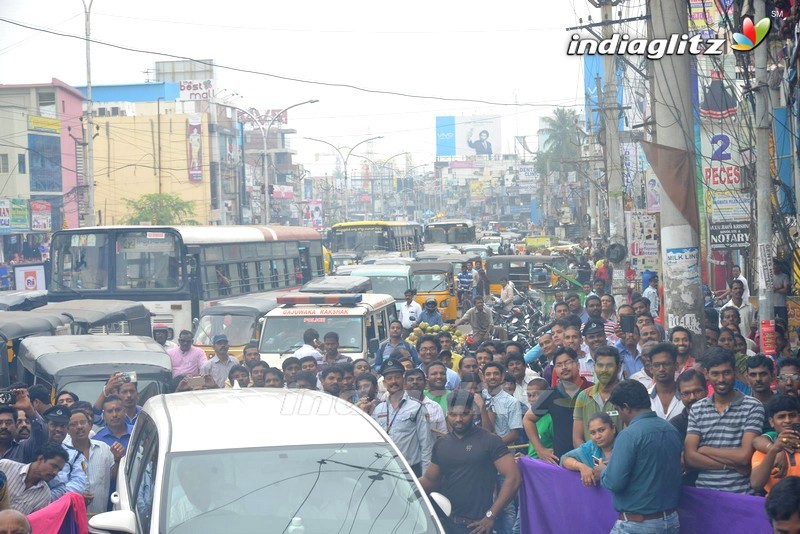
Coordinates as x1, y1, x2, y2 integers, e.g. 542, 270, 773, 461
1, 0, 593, 175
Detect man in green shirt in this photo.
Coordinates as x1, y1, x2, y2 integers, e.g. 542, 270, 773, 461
424, 361, 449, 415
573, 346, 623, 447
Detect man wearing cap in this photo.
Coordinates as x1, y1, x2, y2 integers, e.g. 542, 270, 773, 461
43, 406, 87, 500
581, 319, 608, 382
167, 330, 209, 378
371, 359, 432, 476
201, 334, 237, 388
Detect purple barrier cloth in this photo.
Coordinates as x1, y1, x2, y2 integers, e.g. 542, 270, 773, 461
518, 457, 772, 534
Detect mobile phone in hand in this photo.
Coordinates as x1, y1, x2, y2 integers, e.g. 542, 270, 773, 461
620, 315, 635, 334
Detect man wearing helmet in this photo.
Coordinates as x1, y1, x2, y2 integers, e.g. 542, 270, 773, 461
416, 297, 444, 328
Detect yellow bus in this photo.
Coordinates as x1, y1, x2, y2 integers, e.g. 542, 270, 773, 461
331, 221, 423, 258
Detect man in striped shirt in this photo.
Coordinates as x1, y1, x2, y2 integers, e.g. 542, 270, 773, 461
0, 442, 67, 514
685, 348, 765, 494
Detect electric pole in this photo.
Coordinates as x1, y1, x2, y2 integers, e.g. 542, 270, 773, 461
754, 0, 775, 349
648, 0, 705, 345
82, 0, 96, 226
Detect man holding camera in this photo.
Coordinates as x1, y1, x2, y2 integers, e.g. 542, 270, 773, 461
0, 389, 47, 463
93, 372, 141, 427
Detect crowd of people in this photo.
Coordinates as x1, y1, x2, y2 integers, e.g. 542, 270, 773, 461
1, 262, 798, 533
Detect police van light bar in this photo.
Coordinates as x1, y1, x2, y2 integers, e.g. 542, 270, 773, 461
277, 294, 363, 306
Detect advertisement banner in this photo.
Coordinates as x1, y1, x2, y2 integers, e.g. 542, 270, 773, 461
187, 114, 203, 183
10, 200, 28, 231
710, 190, 750, 222
665, 246, 702, 332
788, 297, 800, 347
27, 116, 61, 133
644, 168, 662, 213
30, 200, 51, 232
709, 221, 750, 250
14, 264, 46, 291
0, 199, 10, 235
625, 211, 660, 274
302, 200, 323, 229
469, 180, 484, 200
435, 116, 501, 158
178, 79, 216, 101
273, 185, 293, 200
700, 125, 741, 191
28, 134, 62, 193
621, 143, 638, 198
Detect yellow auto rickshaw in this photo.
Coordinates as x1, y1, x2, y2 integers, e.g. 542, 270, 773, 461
410, 262, 457, 322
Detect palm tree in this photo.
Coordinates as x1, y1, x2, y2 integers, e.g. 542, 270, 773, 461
537, 108, 585, 173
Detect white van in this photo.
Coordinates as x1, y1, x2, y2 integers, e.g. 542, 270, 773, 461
258, 292, 397, 367
88, 389, 445, 533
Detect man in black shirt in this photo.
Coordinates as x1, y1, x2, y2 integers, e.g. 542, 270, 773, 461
671, 368, 707, 486
420, 391, 521, 534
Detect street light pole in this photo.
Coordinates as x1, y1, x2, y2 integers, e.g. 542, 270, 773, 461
81, 0, 96, 226
304, 136, 383, 221
260, 100, 318, 224
350, 152, 407, 219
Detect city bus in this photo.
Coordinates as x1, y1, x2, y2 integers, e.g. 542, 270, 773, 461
330, 221, 422, 258
423, 219, 476, 245
47, 225, 324, 334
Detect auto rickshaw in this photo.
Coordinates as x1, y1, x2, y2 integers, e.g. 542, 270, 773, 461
0, 290, 47, 311
0, 311, 73, 386
31, 299, 153, 336
410, 262, 457, 322
485, 255, 581, 297
194, 293, 280, 359
16, 335, 172, 405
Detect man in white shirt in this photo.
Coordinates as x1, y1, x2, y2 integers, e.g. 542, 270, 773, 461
642, 275, 660, 318
715, 264, 751, 301
292, 328, 324, 362
720, 279, 755, 338
499, 278, 515, 312
398, 289, 422, 333
647, 343, 684, 422
404, 369, 447, 439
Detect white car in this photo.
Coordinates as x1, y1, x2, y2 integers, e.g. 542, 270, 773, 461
89, 388, 446, 534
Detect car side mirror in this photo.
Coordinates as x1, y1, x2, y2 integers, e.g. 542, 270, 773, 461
88, 510, 137, 534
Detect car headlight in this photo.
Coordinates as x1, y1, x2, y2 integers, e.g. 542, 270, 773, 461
440, 299, 449, 308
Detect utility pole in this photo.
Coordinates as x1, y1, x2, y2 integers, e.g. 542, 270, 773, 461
81, 0, 96, 226
648, 0, 705, 344
754, 0, 775, 349
588, 0, 627, 298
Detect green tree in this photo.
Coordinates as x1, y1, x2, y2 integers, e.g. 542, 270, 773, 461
121, 193, 198, 225
536, 107, 585, 174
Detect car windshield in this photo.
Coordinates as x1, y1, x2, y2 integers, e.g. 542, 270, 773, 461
194, 314, 255, 346
62, 378, 162, 407
260, 316, 363, 353
362, 275, 409, 299
162, 444, 437, 534
412, 273, 448, 292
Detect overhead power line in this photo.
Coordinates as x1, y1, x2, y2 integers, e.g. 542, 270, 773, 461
0, 16, 577, 109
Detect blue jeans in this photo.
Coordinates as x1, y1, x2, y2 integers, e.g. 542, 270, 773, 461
494, 474, 516, 534
610, 511, 680, 534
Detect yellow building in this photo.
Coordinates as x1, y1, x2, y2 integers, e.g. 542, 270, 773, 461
91, 112, 214, 225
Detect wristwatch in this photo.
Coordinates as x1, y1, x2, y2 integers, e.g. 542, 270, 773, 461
485, 510, 494, 519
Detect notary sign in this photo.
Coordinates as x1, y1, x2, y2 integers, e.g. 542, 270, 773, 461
709, 221, 750, 250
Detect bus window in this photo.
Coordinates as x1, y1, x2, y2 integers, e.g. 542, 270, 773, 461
239, 263, 252, 293
216, 265, 232, 296
376, 311, 387, 340
365, 314, 377, 342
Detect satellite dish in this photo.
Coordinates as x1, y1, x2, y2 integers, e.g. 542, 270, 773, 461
606, 243, 626, 263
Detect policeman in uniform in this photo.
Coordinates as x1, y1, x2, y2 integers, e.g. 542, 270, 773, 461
44, 406, 87, 500
370, 359, 432, 476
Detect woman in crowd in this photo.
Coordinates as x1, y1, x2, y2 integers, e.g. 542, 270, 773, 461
560, 412, 617, 487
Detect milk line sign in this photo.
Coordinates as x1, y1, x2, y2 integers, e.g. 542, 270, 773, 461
709, 221, 750, 250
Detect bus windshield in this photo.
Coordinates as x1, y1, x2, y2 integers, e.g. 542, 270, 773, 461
195, 314, 255, 347
424, 227, 448, 244
51, 233, 111, 290
332, 229, 387, 253
448, 226, 475, 243
260, 316, 364, 354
